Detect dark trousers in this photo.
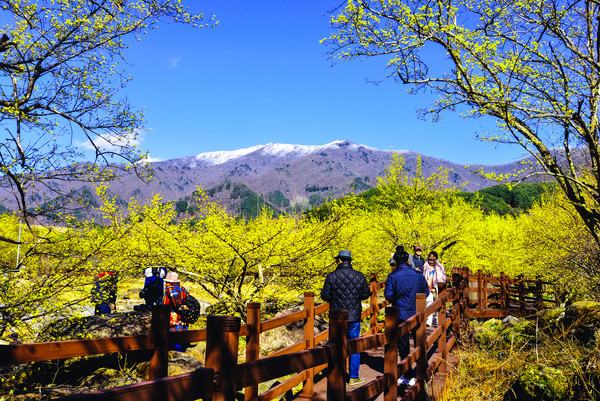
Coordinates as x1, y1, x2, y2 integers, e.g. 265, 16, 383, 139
398, 320, 417, 379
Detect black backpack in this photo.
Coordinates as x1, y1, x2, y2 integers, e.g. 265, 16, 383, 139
141, 267, 165, 301
177, 287, 201, 324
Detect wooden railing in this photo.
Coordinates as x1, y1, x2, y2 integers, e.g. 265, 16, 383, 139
0, 268, 552, 401
454, 268, 558, 319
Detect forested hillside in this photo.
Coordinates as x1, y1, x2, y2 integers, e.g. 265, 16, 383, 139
307, 181, 555, 219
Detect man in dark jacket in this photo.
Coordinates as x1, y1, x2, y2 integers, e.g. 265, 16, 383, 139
321, 250, 370, 386
384, 249, 429, 387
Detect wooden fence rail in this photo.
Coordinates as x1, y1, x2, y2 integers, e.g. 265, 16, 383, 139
0, 268, 552, 401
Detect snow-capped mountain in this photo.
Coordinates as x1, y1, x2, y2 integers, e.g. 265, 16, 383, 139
0, 140, 537, 217
192, 141, 386, 166
96, 140, 529, 210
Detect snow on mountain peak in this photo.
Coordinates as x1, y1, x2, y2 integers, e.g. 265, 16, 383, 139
194, 140, 379, 166
194, 144, 264, 165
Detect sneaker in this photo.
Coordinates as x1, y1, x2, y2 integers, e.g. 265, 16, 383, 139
397, 376, 416, 386
349, 377, 365, 386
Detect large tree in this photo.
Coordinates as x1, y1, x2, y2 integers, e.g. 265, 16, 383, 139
0, 0, 212, 240
324, 0, 600, 243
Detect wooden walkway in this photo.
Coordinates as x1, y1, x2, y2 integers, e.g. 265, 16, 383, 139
299, 326, 459, 401
1, 268, 554, 401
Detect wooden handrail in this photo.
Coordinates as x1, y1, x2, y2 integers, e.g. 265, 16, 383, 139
314, 302, 329, 315
59, 368, 214, 401
0, 334, 153, 364
237, 346, 329, 388
1, 266, 553, 401
259, 309, 308, 332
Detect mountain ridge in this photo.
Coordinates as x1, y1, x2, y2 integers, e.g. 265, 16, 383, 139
0, 140, 541, 217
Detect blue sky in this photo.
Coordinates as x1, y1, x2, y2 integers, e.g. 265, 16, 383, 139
122, 1, 525, 166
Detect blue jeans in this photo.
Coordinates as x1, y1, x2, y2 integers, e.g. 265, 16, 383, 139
348, 321, 361, 379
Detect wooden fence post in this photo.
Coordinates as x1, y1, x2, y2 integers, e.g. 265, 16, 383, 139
536, 279, 543, 309
519, 275, 526, 313
500, 272, 507, 311
206, 315, 241, 401
438, 291, 448, 375
327, 309, 348, 401
452, 271, 461, 338
384, 306, 399, 401
245, 302, 261, 401
416, 294, 427, 387
477, 270, 483, 312
149, 304, 170, 380
369, 273, 379, 332
462, 268, 470, 320
432, 290, 448, 400
299, 291, 316, 399
483, 273, 489, 312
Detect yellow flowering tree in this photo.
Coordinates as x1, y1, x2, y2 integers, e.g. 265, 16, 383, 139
325, 0, 600, 245
0, 0, 213, 240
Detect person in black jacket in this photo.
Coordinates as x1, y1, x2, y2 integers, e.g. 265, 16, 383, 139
411, 245, 425, 272
385, 249, 429, 387
321, 250, 370, 386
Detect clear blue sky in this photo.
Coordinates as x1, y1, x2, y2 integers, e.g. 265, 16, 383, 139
122, 1, 525, 166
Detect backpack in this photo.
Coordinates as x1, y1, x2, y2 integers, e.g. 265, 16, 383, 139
177, 287, 201, 324
141, 267, 166, 302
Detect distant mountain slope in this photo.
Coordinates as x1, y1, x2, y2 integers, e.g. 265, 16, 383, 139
0, 140, 545, 217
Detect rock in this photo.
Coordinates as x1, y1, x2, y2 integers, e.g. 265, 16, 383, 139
563, 301, 600, 344
167, 350, 205, 376
537, 307, 565, 328
504, 365, 571, 401
38, 311, 153, 341
502, 315, 519, 325
258, 305, 328, 355
564, 301, 600, 325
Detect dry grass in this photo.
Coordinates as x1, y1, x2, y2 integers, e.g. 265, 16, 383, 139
441, 308, 600, 401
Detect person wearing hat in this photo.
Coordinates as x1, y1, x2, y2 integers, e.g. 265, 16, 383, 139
163, 271, 188, 351
384, 248, 429, 387
410, 245, 425, 273
321, 250, 370, 386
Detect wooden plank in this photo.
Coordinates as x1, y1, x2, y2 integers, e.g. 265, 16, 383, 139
398, 346, 421, 378
363, 322, 384, 336
378, 300, 390, 309
260, 309, 308, 332
258, 370, 307, 401
169, 329, 206, 345
314, 330, 329, 345
59, 368, 214, 401
346, 374, 394, 401
469, 309, 508, 318
426, 353, 443, 381
401, 380, 424, 401
425, 325, 443, 349
1, 334, 152, 364
314, 303, 329, 316
264, 340, 308, 359
348, 332, 388, 355
236, 346, 328, 388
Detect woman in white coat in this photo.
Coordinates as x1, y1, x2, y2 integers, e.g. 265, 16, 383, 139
423, 251, 446, 326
